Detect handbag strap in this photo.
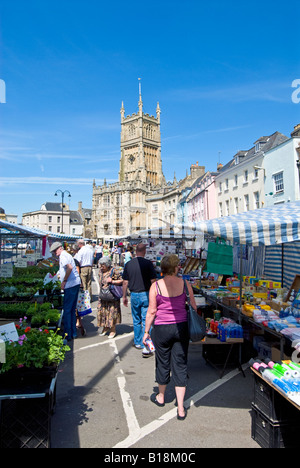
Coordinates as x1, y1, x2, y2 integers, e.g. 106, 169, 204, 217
183, 279, 191, 304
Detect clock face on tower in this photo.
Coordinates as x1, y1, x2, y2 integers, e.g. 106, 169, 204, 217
128, 155, 135, 164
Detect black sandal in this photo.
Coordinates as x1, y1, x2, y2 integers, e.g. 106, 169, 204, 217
150, 393, 165, 407
177, 408, 187, 420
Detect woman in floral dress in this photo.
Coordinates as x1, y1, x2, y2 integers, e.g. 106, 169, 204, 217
97, 256, 122, 338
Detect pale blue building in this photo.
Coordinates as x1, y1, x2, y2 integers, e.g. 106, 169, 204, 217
264, 124, 300, 207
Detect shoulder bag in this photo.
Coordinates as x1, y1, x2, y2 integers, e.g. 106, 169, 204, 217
108, 268, 123, 299
99, 270, 117, 302
184, 280, 206, 342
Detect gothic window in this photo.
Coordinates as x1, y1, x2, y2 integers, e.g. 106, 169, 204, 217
103, 195, 110, 207
144, 124, 153, 139
128, 124, 136, 138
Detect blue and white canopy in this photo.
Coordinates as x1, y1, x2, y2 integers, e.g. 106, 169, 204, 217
0, 220, 82, 241
196, 201, 300, 246
127, 224, 201, 240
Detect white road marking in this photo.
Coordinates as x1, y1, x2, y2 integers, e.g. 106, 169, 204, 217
80, 274, 247, 448
113, 364, 249, 448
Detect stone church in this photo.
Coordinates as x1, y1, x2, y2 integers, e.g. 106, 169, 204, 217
91, 92, 204, 241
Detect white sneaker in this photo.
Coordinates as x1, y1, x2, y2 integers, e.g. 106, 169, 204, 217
142, 347, 154, 358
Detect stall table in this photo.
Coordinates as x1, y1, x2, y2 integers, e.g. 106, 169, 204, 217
200, 289, 287, 360
202, 336, 245, 378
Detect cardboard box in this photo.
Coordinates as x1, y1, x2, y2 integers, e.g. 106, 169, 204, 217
271, 345, 290, 362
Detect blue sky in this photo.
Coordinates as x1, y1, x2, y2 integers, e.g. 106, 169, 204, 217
0, 0, 300, 221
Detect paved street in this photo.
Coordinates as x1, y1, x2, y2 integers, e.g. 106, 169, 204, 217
51, 271, 259, 449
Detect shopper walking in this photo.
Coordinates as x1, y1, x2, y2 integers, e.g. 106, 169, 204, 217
74, 240, 94, 300
123, 245, 134, 265
50, 242, 81, 341
94, 242, 103, 266
122, 243, 157, 357
97, 256, 122, 338
143, 254, 197, 420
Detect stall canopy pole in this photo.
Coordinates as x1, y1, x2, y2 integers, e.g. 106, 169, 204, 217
239, 248, 242, 325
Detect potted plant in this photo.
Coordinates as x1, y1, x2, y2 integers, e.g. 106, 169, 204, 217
0, 317, 70, 384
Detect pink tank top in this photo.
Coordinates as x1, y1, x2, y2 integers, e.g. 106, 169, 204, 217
154, 282, 188, 325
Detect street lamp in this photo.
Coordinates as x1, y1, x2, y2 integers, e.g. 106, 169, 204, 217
54, 190, 71, 234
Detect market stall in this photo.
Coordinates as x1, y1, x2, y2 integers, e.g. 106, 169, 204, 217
195, 201, 300, 344
0, 220, 82, 267
194, 202, 300, 447
121, 223, 207, 279
0, 221, 81, 447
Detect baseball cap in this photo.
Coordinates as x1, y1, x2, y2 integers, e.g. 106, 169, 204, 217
50, 241, 63, 253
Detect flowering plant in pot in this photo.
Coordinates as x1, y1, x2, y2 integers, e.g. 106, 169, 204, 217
0, 317, 70, 376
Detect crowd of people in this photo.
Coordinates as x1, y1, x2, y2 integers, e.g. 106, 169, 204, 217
49, 239, 197, 421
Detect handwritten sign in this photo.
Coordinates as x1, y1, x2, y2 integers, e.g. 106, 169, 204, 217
0, 322, 19, 343
15, 259, 28, 268
0, 263, 13, 278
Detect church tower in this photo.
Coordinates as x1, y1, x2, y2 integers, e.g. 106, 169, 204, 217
119, 84, 163, 186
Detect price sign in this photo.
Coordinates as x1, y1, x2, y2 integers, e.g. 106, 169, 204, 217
0, 322, 19, 343
15, 259, 27, 268
0, 263, 13, 278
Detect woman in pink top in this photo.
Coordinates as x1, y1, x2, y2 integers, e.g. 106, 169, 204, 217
143, 254, 197, 420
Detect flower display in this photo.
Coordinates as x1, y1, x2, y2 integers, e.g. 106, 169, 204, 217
0, 317, 70, 373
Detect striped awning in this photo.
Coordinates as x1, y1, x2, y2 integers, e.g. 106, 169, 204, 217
197, 201, 300, 246
0, 220, 82, 241
128, 224, 201, 240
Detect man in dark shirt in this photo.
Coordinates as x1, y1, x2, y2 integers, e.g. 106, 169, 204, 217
122, 243, 157, 357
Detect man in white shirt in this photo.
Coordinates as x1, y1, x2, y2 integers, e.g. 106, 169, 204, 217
50, 242, 81, 341
74, 240, 94, 299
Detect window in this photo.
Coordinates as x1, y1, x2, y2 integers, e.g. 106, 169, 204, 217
219, 202, 223, 217
57, 216, 60, 223
244, 170, 248, 183
273, 172, 284, 193
254, 168, 259, 179
244, 194, 249, 211
152, 204, 158, 213
254, 191, 260, 209
225, 200, 229, 216
48, 216, 52, 222
103, 195, 110, 208
116, 208, 122, 219
234, 198, 238, 214
219, 182, 222, 193
234, 175, 238, 187
225, 179, 229, 190
103, 210, 110, 221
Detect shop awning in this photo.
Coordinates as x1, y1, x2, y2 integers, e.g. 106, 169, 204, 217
126, 224, 203, 241
0, 220, 82, 241
196, 201, 300, 247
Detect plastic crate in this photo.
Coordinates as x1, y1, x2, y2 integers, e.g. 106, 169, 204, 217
251, 404, 300, 448
0, 396, 52, 448
252, 372, 300, 423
